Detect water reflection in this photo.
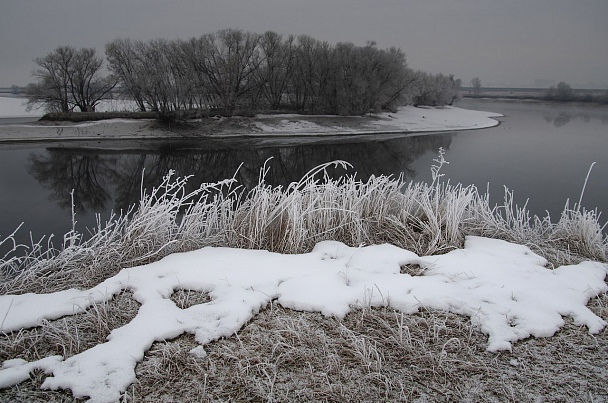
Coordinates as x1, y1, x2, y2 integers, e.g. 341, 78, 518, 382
27, 133, 453, 216
543, 110, 608, 128
28, 151, 117, 212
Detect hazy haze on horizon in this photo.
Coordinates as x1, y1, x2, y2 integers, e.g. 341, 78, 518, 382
1, 0, 607, 89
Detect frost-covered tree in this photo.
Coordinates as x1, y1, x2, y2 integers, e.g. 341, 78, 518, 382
411, 72, 459, 106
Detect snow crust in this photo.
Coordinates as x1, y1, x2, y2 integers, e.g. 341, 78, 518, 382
0, 236, 606, 402
253, 106, 501, 134
373, 105, 502, 132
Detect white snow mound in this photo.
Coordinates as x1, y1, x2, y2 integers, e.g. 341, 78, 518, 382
0, 236, 606, 402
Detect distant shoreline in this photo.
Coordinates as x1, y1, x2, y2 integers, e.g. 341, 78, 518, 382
460, 88, 608, 104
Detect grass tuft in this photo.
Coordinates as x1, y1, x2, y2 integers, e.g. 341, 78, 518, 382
1, 154, 607, 401
2, 156, 606, 296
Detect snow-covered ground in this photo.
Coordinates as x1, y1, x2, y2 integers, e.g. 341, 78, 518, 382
0, 96, 501, 140
255, 106, 502, 134
0, 236, 606, 402
371, 105, 502, 132
0, 96, 138, 118
0, 96, 42, 118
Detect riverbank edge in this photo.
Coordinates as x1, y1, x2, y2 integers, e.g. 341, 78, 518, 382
0, 106, 503, 144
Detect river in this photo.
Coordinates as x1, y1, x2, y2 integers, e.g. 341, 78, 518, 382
1, 98, 607, 251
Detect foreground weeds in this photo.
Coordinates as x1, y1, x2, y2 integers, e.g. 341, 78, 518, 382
126, 299, 607, 402
2, 300, 606, 402
2, 156, 606, 295
0, 290, 139, 402
1, 155, 607, 401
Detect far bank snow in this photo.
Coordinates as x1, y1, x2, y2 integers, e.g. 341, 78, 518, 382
0, 95, 502, 143
0, 97, 138, 119
254, 106, 502, 135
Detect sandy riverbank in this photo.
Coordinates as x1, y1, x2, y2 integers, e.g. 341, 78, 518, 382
0, 102, 502, 144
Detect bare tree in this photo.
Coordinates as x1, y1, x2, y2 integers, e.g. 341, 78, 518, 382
178, 37, 216, 110
257, 31, 296, 109
470, 77, 482, 97
195, 29, 263, 113
27, 46, 116, 113
103, 29, 428, 116
106, 39, 148, 111
68, 48, 117, 112
286, 36, 309, 110
361, 44, 416, 113
26, 46, 74, 112
137, 39, 182, 113
555, 81, 574, 101
411, 72, 459, 106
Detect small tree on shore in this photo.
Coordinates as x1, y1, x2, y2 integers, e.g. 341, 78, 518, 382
410, 72, 459, 106
470, 77, 482, 97
555, 81, 574, 101
27, 46, 116, 113
545, 81, 575, 102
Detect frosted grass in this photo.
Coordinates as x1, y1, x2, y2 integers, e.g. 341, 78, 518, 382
0, 153, 606, 402
1, 152, 606, 296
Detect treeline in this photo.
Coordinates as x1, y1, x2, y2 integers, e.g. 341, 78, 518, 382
28, 29, 461, 116
544, 82, 608, 103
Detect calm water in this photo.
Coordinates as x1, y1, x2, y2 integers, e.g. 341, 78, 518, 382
1, 99, 607, 250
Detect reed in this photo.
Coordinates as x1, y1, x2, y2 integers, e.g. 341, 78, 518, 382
2, 154, 606, 296
1, 153, 607, 402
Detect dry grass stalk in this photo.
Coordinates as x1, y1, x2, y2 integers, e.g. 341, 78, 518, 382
0, 156, 607, 401
122, 301, 607, 402
0, 290, 139, 401
2, 158, 606, 296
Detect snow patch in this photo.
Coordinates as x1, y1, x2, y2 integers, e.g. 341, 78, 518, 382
0, 96, 139, 119
0, 237, 605, 402
0, 96, 42, 118
368, 105, 502, 132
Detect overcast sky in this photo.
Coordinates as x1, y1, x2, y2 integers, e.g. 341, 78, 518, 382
1, 0, 607, 88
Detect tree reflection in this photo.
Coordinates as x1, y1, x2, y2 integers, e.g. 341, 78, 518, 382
543, 110, 608, 128
28, 150, 117, 213
28, 133, 453, 216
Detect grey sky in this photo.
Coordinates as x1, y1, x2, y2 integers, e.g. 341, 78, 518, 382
1, 0, 607, 88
